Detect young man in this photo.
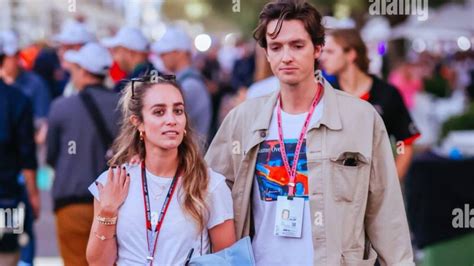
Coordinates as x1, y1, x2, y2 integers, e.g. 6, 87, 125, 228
102, 26, 155, 92
46, 43, 120, 266
205, 0, 414, 265
54, 21, 95, 97
1, 29, 50, 266
152, 27, 212, 140
320, 29, 420, 179
0, 37, 39, 266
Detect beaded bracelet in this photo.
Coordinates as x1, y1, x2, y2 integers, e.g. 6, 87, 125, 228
96, 215, 118, 225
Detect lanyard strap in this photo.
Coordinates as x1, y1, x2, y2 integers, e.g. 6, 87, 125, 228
277, 83, 323, 197
141, 161, 179, 264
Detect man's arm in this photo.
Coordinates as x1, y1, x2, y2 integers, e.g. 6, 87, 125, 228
46, 101, 61, 167
365, 113, 414, 266
17, 102, 40, 219
387, 86, 420, 180
205, 109, 237, 190
395, 145, 414, 180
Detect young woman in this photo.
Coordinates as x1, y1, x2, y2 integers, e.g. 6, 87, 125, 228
86, 75, 236, 265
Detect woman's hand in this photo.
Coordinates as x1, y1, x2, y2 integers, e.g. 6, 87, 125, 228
96, 166, 131, 217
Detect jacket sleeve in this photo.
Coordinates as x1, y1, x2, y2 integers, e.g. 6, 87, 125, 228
16, 99, 37, 170
365, 112, 415, 266
205, 109, 238, 190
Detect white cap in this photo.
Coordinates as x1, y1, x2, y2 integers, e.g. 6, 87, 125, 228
54, 21, 95, 45
0, 31, 19, 56
101, 27, 149, 52
151, 27, 192, 55
64, 43, 112, 75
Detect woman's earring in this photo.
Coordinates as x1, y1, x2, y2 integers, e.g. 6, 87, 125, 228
139, 131, 144, 141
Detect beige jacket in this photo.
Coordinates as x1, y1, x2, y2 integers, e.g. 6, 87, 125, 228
205, 78, 414, 266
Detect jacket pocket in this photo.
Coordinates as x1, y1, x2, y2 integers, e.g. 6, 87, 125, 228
330, 152, 368, 202
341, 247, 378, 266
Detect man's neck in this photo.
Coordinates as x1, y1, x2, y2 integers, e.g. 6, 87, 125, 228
1, 68, 20, 85
175, 59, 191, 73
339, 66, 372, 97
279, 75, 318, 114
77, 79, 102, 92
129, 56, 148, 74
144, 144, 179, 178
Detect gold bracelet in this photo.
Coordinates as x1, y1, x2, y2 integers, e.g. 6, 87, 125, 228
96, 215, 118, 225
94, 232, 116, 241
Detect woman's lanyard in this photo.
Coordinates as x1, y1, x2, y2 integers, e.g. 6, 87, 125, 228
277, 83, 324, 198
140, 161, 179, 265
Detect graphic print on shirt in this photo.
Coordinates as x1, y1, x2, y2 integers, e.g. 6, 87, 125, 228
255, 139, 309, 201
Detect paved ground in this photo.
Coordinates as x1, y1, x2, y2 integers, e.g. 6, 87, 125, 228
35, 190, 62, 265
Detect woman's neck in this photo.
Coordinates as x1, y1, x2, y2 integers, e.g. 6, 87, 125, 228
144, 145, 179, 178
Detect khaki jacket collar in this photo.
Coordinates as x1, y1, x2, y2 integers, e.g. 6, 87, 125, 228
250, 77, 343, 133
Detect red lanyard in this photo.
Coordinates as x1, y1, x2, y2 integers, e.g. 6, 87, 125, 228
140, 161, 179, 265
277, 83, 323, 197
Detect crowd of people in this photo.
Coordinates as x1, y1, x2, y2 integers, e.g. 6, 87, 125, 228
1, 0, 473, 265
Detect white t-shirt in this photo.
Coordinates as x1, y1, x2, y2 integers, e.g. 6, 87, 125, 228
88, 165, 233, 266
252, 99, 323, 266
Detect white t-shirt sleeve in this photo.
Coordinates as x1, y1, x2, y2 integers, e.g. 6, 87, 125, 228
206, 169, 234, 229
88, 169, 110, 201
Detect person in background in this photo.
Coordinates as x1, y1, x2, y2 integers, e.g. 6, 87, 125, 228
102, 26, 155, 92
152, 27, 212, 143
230, 40, 255, 93
320, 29, 420, 179
53, 20, 95, 97
199, 39, 225, 139
46, 43, 120, 266
32, 45, 66, 100
0, 37, 39, 266
0, 31, 51, 144
246, 45, 279, 99
0, 29, 51, 266
440, 71, 474, 139
388, 61, 423, 110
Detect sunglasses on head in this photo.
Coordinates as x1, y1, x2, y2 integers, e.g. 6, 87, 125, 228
130, 73, 176, 99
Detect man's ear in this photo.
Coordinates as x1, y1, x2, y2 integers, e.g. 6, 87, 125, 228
264, 48, 270, 62
346, 48, 357, 65
313, 45, 322, 59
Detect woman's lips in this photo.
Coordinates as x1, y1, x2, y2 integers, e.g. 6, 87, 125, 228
162, 130, 179, 136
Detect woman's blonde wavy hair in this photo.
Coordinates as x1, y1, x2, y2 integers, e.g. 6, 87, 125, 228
108, 79, 209, 232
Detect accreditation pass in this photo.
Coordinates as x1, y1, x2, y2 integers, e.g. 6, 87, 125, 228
274, 196, 304, 238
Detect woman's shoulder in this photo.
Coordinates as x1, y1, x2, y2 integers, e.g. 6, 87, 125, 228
207, 168, 228, 193
96, 163, 141, 183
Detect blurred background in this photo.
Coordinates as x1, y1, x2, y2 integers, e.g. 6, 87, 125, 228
0, 0, 473, 265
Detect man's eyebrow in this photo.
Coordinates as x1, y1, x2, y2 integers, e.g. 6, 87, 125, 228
267, 38, 307, 45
